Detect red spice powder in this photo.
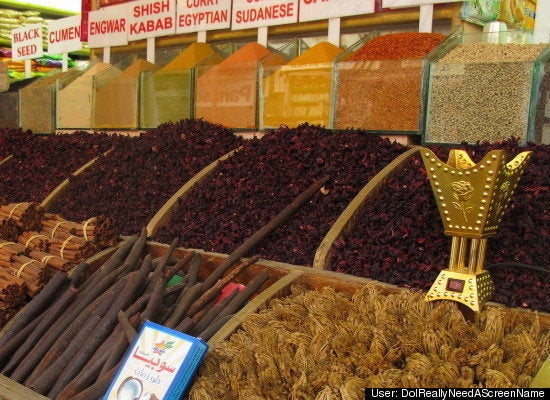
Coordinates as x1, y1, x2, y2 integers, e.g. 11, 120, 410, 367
348, 32, 447, 61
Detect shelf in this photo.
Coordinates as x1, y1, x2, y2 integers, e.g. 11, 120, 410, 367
0, 0, 77, 18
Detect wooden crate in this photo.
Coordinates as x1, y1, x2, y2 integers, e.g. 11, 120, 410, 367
146, 148, 240, 236
313, 146, 421, 269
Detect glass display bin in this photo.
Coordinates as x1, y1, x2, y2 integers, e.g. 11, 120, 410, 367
56, 63, 121, 129
0, 77, 38, 129
194, 42, 286, 130
423, 31, 549, 144
19, 68, 83, 133
260, 41, 343, 129
332, 31, 451, 135
92, 59, 157, 129
140, 43, 223, 129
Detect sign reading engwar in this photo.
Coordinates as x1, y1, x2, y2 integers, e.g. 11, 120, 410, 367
88, 3, 129, 48
231, 0, 299, 30
128, 0, 176, 41
177, 0, 231, 34
48, 15, 82, 55
299, 0, 375, 22
11, 23, 43, 61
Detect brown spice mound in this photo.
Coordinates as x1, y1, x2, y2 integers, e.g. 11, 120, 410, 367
190, 284, 549, 399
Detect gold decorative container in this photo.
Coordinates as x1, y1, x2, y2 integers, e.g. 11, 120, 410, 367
420, 147, 532, 311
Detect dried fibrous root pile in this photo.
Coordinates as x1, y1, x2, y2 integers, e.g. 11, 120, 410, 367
190, 284, 549, 400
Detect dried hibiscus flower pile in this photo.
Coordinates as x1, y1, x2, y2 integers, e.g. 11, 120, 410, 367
154, 123, 407, 265
331, 138, 549, 312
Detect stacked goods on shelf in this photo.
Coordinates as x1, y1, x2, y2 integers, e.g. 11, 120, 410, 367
0, 202, 118, 328
334, 32, 447, 132
0, 176, 324, 399
19, 68, 83, 133
190, 281, 549, 397
0, 8, 50, 49
92, 59, 158, 129
153, 124, 407, 266
1, 48, 78, 81
49, 119, 243, 236
261, 42, 343, 129
329, 139, 549, 312
0, 130, 116, 203
140, 42, 223, 128
424, 37, 548, 143
57, 63, 121, 129
195, 42, 286, 129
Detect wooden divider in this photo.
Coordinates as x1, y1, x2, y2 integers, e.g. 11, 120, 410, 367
146, 148, 240, 236
313, 146, 421, 269
40, 148, 114, 211
0, 155, 13, 167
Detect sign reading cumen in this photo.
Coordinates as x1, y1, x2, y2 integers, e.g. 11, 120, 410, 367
299, 0, 375, 21
11, 23, 43, 60
232, 0, 298, 30
88, 2, 129, 48
177, 0, 231, 34
48, 15, 82, 54
128, 0, 176, 41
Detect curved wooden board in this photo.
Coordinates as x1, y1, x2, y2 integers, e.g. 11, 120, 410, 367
146, 148, 241, 237
40, 147, 114, 211
0, 154, 13, 167
313, 146, 421, 270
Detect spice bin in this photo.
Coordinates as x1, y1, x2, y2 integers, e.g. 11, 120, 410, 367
195, 42, 287, 129
333, 31, 450, 135
423, 31, 549, 144
0, 77, 39, 129
92, 59, 157, 129
56, 63, 121, 129
260, 41, 343, 129
140, 43, 223, 128
19, 69, 83, 134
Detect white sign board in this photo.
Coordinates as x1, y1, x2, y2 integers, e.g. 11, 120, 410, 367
88, 3, 129, 48
232, 0, 299, 30
128, 0, 176, 41
11, 23, 43, 61
299, 0, 375, 22
382, 0, 459, 7
177, 0, 231, 34
48, 15, 82, 55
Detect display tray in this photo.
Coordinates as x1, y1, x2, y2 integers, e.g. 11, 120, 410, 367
314, 146, 421, 269
146, 148, 240, 236
0, 239, 547, 398
40, 148, 114, 211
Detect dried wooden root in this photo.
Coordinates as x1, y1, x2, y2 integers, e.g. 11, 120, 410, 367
189, 284, 550, 399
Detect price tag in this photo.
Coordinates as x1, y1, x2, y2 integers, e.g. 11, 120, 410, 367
88, 3, 129, 48
128, 0, 176, 41
11, 23, 43, 61
299, 0, 375, 22
48, 15, 82, 55
231, 0, 298, 30
177, 0, 231, 34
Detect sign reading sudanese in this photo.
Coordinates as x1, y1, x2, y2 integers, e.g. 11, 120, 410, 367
88, 3, 129, 48
48, 15, 82, 55
299, 0, 375, 22
128, 0, 176, 41
176, 0, 231, 33
11, 23, 43, 60
231, 0, 299, 30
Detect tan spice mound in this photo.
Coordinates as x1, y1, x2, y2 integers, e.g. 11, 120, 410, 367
190, 284, 549, 399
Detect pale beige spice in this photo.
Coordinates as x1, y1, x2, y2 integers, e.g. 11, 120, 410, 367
190, 283, 549, 399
